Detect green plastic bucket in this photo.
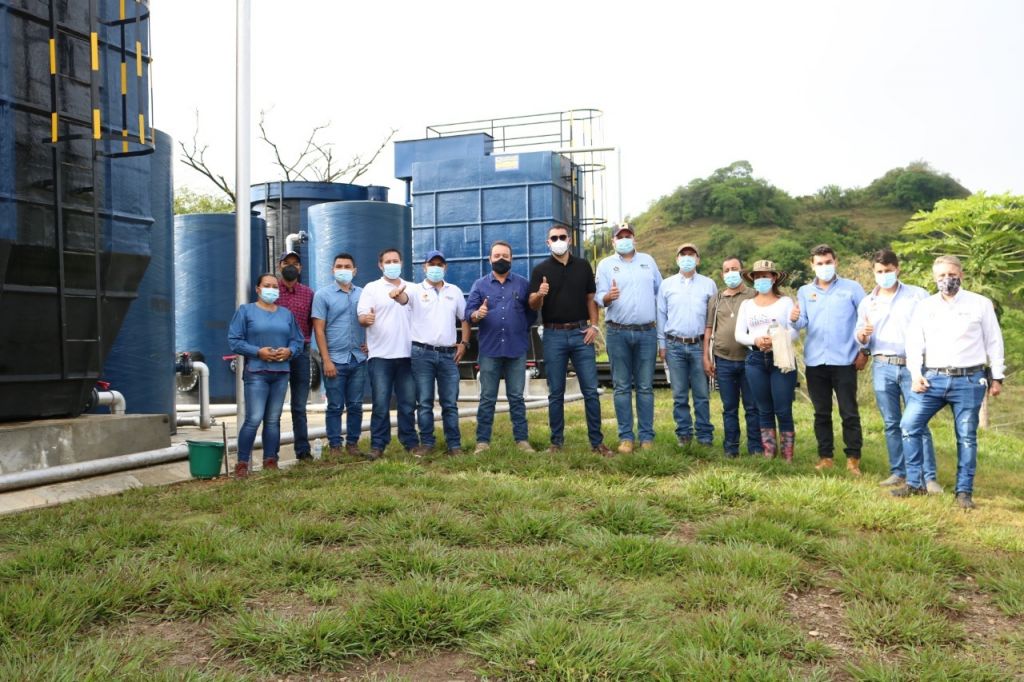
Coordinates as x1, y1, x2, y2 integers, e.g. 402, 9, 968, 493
187, 440, 224, 479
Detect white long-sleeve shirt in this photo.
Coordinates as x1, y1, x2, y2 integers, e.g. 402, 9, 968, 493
735, 297, 798, 347
905, 289, 1005, 381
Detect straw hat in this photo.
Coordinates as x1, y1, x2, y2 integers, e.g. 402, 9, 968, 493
742, 259, 789, 286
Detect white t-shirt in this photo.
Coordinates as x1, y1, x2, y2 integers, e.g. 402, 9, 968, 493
735, 297, 798, 347
357, 277, 413, 359
406, 280, 466, 346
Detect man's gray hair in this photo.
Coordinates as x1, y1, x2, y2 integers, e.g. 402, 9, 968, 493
933, 255, 963, 271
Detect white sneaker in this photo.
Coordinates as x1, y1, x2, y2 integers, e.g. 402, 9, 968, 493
879, 474, 906, 487
926, 480, 944, 495
474, 442, 490, 454
516, 440, 536, 453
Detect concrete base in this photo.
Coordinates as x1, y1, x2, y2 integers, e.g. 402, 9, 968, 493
0, 414, 171, 475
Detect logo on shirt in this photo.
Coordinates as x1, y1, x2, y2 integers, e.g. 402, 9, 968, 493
640, 263, 650, 269
612, 266, 620, 273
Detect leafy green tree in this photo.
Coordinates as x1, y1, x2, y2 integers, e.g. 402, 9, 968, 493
866, 161, 969, 211
173, 187, 234, 215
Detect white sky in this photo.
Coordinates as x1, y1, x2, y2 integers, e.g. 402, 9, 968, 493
152, 0, 1024, 219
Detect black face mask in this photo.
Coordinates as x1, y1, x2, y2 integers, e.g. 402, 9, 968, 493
492, 259, 512, 275
281, 265, 300, 282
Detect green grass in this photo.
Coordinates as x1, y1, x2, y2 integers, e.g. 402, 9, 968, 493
1, 386, 1023, 678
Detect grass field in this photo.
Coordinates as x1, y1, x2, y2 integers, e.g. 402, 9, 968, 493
1, 385, 1022, 680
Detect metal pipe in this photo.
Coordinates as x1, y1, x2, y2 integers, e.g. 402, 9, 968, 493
234, 0, 251, 440
192, 361, 212, 429
284, 231, 307, 254
95, 390, 126, 415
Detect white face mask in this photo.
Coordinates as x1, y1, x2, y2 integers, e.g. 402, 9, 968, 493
550, 239, 569, 256
814, 263, 836, 282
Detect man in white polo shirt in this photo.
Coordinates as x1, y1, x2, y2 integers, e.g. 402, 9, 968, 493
357, 247, 419, 459
395, 250, 471, 455
894, 255, 1005, 509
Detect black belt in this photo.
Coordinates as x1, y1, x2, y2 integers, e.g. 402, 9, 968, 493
667, 333, 703, 345
413, 341, 455, 353
873, 355, 906, 366
607, 321, 655, 331
926, 365, 985, 377
544, 321, 589, 330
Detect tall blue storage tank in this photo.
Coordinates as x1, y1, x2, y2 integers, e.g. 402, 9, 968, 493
306, 201, 412, 291
97, 130, 175, 422
174, 214, 267, 403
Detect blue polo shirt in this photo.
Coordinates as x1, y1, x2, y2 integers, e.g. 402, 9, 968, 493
227, 303, 304, 372
311, 284, 366, 365
793, 276, 866, 366
595, 251, 662, 325
466, 271, 536, 358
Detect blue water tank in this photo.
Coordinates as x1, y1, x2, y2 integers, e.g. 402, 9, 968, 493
365, 185, 390, 202
98, 130, 175, 422
306, 201, 412, 291
174, 214, 267, 403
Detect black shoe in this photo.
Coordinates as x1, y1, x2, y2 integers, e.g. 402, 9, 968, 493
955, 492, 975, 510
891, 485, 926, 498
724, 451, 739, 459
295, 452, 314, 462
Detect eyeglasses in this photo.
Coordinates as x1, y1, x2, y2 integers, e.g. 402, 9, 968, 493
549, 234, 569, 242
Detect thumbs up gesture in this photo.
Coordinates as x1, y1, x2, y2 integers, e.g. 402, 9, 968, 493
789, 301, 801, 323
606, 278, 620, 304
360, 306, 376, 327
475, 297, 489, 321
859, 322, 874, 344
388, 283, 407, 300
538, 276, 550, 297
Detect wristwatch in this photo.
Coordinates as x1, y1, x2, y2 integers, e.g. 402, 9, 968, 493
859, 348, 870, 356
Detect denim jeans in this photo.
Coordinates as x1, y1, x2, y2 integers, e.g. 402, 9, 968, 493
324, 360, 367, 447
715, 356, 762, 455
411, 344, 462, 450
476, 354, 528, 444
288, 345, 311, 456
806, 364, 863, 458
873, 362, 936, 480
665, 339, 713, 443
542, 327, 603, 447
744, 350, 797, 432
238, 370, 290, 463
901, 370, 987, 493
367, 357, 418, 451
606, 327, 657, 443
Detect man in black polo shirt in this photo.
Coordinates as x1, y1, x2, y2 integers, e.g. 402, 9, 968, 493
529, 225, 611, 455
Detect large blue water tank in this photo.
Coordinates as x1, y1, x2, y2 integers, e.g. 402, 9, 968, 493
98, 130, 175, 422
174, 214, 267, 403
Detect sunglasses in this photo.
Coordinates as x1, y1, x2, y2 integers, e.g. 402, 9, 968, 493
548, 234, 569, 242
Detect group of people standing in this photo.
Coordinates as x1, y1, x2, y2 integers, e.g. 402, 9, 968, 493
226, 225, 1005, 509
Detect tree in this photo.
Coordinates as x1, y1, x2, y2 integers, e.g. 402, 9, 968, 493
866, 161, 969, 211
173, 187, 233, 215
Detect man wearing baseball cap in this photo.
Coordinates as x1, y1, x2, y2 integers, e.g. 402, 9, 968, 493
277, 250, 315, 461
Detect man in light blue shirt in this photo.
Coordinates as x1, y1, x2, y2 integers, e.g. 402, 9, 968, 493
790, 244, 867, 473
596, 225, 662, 453
312, 253, 369, 460
854, 249, 939, 492
656, 242, 718, 448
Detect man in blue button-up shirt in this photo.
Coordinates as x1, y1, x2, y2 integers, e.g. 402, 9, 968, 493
791, 244, 867, 474
312, 253, 368, 460
596, 225, 663, 453
466, 241, 538, 453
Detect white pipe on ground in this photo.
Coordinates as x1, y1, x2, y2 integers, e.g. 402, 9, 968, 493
96, 390, 126, 415
192, 361, 212, 429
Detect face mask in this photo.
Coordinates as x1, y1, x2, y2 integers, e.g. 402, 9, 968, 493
492, 258, 512, 275
937, 276, 961, 296
677, 255, 697, 273
280, 264, 299, 282
259, 287, 279, 304
753, 277, 774, 294
550, 239, 569, 256
614, 238, 634, 255
723, 271, 743, 289
334, 269, 354, 285
382, 263, 402, 280
426, 265, 445, 283
814, 264, 836, 282
874, 271, 898, 289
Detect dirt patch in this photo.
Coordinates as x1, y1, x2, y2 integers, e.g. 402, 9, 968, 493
950, 578, 1023, 643
665, 522, 700, 543
282, 651, 482, 681
247, 589, 333, 619
114, 616, 241, 674
785, 585, 859, 677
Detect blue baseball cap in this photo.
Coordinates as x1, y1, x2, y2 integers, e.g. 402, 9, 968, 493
278, 250, 301, 263
424, 250, 446, 264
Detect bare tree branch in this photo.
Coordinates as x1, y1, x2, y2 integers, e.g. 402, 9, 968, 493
178, 110, 235, 202
345, 128, 398, 183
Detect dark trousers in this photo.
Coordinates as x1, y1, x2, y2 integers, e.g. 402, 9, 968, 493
805, 364, 862, 459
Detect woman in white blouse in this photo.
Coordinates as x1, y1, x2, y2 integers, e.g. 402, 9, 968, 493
734, 260, 799, 461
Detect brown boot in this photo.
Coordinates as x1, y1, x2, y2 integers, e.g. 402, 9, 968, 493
780, 432, 795, 463
815, 458, 834, 471
759, 428, 778, 459
234, 461, 249, 478
846, 457, 862, 477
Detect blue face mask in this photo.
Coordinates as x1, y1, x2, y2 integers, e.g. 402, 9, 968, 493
334, 269, 354, 285
753, 277, 774, 294
615, 237, 634, 254
874, 271, 897, 289
382, 263, 402, 280
677, 255, 697, 273
426, 265, 445, 283
814, 263, 836, 282
259, 287, 279, 304
723, 271, 743, 289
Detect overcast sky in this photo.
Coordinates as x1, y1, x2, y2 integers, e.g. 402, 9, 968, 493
152, 0, 1024, 219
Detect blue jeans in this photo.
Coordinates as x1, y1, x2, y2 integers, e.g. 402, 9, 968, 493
873, 362, 936, 480
665, 339, 713, 443
411, 344, 462, 450
289, 345, 311, 456
901, 370, 987, 493
238, 370, 290, 463
477, 354, 528, 443
606, 327, 657, 443
324, 361, 367, 447
368, 357, 418, 451
542, 327, 603, 447
715, 356, 762, 455
744, 350, 797, 432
